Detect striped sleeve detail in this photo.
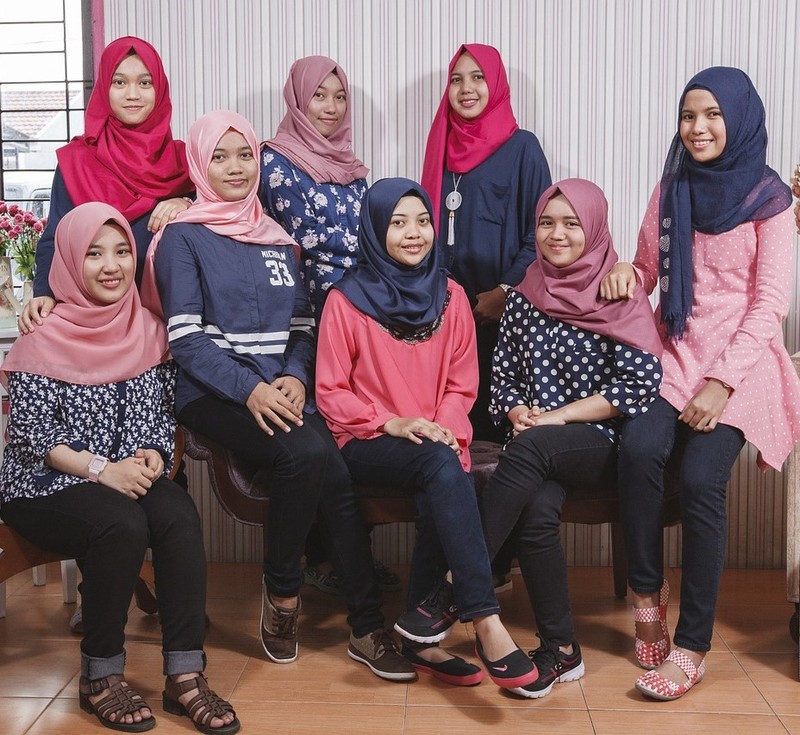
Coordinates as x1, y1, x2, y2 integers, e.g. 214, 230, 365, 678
167, 314, 203, 341
290, 316, 315, 335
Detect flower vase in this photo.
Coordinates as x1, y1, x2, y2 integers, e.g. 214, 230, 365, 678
22, 280, 33, 307
0, 256, 19, 328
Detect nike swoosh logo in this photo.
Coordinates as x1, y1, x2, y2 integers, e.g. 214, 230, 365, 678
492, 665, 508, 672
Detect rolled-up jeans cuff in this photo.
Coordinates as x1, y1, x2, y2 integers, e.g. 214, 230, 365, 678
81, 650, 125, 680
163, 649, 206, 676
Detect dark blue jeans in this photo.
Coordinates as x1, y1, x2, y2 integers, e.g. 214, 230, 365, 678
342, 435, 500, 621
618, 397, 745, 652
481, 424, 617, 647
179, 397, 384, 637
1, 478, 207, 679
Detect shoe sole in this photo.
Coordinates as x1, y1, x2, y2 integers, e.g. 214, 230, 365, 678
347, 648, 418, 681
411, 661, 484, 687
259, 608, 298, 664
635, 668, 704, 701
393, 620, 454, 644
510, 661, 586, 699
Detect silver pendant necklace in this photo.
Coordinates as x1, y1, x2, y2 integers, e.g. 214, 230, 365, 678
446, 174, 462, 246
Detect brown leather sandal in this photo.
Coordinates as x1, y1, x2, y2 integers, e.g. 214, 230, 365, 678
162, 674, 240, 734
78, 674, 155, 732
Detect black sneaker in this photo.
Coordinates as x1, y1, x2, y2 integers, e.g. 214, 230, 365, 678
394, 580, 458, 643
512, 638, 585, 698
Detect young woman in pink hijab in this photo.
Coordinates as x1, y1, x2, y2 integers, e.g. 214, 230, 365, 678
0, 202, 237, 733
260, 55, 401, 597
148, 110, 414, 682
480, 179, 662, 698
421, 43, 551, 443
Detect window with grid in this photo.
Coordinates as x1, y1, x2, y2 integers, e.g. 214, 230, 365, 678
0, 0, 92, 219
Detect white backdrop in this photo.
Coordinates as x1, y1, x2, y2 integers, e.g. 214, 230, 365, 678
105, 0, 800, 567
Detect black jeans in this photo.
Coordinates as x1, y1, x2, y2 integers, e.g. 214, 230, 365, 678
618, 397, 745, 652
481, 424, 617, 647
342, 435, 499, 620
179, 396, 384, 637
1, 478, 207, 679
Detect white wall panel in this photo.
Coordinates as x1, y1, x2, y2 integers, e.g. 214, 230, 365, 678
106, 0, 800, 568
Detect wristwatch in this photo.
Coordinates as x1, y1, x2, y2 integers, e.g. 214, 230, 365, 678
499, 283, 513, 294
87, 455, 108, 483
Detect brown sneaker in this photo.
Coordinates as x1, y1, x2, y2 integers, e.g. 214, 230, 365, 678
348, 629, 417, 682
260, 582, 300, 663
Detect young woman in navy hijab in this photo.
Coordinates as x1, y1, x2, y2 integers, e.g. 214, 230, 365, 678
602, 66, 800, 701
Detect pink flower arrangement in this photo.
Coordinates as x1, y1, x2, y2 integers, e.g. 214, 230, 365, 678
0, 200, 47, 281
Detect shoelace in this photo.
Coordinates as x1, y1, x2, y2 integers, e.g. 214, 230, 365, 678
423, 580, 455, 613
271, 608, 298, 638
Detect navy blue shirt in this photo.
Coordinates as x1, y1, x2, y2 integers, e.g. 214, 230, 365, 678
154, 223, 315, 415
491, 292, 662, 443
33, 167, 155, 298
439, 130, 551, 303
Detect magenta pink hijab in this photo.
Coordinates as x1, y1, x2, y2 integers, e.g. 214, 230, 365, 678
2, 202, 168, 386
516, 179, 663, 358
141, 110, 297, 315
421, 44, 519, 224
265, 55, 369, 185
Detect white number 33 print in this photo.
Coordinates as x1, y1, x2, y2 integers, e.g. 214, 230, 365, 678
265, 260, 295, 287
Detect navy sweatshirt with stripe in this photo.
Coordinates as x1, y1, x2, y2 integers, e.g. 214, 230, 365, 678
154, 223, 314, 415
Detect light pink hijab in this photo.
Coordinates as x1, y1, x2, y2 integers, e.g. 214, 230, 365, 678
516, 179, 663, 358
265, 55, 369, 185
141, 110, 297, 314
2, 202, 168, 386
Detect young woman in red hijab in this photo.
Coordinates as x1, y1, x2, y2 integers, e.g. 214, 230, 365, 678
421, 43, 551, 443
20, 35, 192, 333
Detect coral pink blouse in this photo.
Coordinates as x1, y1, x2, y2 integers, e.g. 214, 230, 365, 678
316, 280, 478, 471
634, 185, 800, 470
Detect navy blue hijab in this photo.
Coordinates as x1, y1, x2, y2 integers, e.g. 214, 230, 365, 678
334, 177, 449, 331
658, 66, 792, 339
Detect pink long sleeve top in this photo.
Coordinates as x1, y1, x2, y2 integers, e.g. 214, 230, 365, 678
315, 279, 478, 471
634, 185, 800, 470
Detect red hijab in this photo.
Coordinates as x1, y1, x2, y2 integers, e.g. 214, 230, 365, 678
265, 55, 369, 185
2, 202, 168, 386
56, 36, 192, 221
516, 179, 663, 358
421, 44, 519, 224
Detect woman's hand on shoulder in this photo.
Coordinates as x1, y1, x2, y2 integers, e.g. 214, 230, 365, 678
18, 296, 56, 334
473, 286, 507, 325
99, 456, 157, 499
148, 197, 191, 233
599, 262, 636, 301
271, 375, 306, 414
382, 416, 459, 451
678, 378, 732, 432
246, 381, 304, 436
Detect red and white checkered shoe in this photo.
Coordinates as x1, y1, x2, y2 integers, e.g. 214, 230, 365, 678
632, 579, 670, 669
635, 649, 706, 701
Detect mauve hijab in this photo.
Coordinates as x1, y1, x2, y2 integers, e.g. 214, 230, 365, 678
265, 55, 369, 185
516, 179, 662, 357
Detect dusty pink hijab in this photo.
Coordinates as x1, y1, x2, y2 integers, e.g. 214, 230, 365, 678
516, 179, 663, 357
2, 202, 168, 386
265, 55, 369, 185
141, 110, 297, 314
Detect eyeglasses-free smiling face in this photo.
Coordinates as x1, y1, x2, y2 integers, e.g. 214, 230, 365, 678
385, 196, 435, 267
83, 222, 135, 304
206, 129, 259, 201
679, 88, 727, 163
448, 52, 489, 120
108, 54, 156, 126
536, 194, 586, 268
306, 73, 347, 138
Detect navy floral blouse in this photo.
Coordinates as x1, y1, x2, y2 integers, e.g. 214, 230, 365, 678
491, 292, 662, 443
259, 146, 367, 317
0, 362, 176, 503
